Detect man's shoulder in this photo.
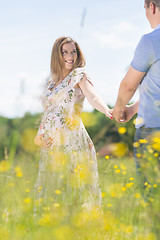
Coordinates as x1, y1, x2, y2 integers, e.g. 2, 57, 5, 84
138, 29, 159, 49
143, 28, 160, 41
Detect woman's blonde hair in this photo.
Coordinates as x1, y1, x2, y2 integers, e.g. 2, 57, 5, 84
50, 36, 86, 82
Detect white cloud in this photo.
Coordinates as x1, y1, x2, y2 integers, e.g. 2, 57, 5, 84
93, 21, 138, 49
111, 21, 135, 33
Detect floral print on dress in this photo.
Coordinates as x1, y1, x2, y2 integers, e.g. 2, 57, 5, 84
34, 67, 102, 213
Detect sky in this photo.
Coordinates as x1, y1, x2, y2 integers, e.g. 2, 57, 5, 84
0, 0, 151, 118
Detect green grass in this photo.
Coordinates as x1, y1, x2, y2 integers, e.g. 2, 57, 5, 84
0, 154, 159, 240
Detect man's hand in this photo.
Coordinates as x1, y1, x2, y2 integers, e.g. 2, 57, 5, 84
113, 101, 139, 123
113, 106, 125, 122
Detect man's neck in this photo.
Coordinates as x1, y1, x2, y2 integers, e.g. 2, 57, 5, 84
153, 10, 160, 28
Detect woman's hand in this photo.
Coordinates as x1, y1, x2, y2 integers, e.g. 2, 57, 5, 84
105, 108, 113, 119
34, 135, 53, 149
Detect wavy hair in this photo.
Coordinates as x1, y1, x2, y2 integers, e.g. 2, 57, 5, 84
50, 36, 86, 82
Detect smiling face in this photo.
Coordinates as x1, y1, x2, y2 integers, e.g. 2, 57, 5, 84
62, 42, 77, 73
50, 36, 85, 82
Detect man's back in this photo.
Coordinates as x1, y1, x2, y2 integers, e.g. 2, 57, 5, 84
131, 25, 160, 128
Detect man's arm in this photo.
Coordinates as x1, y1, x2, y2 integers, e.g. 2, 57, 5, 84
113, 66, 146, 121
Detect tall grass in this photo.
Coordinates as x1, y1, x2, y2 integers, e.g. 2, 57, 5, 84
0, 152, 159, 240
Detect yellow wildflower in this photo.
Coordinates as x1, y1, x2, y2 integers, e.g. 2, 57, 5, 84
152, 143, 160, 151
118, 127, 127, 134
111, 192, 116, 197
153, 137, 160, 144
0, 161, 10, 172
154, 152, 159, 157
111, 142, 128, 157
55, 190, 62, 195
105, 155, 110, 160
139, 139, 148, 144
136, 153, 142, 158
133, 142, 140, 148
120, 164, 127, 170
135, 193, 141, 199
38, 186, 43, 192
129, 177, 134, 181
14, 166, 23, 178
148, 148, 154, 154
53, 203, 60, 208
126, 182, 134, 188
38, 213, 52, 226
114, 165, 118, 169
101, 192, 106, 198
16, 171, 23, 178
24, 198, 31, 204
107, 203, 112, 208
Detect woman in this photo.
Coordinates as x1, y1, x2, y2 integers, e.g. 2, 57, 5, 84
34, 36, 112, 214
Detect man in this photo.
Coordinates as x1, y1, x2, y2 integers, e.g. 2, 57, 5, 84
113, 0, 160, 237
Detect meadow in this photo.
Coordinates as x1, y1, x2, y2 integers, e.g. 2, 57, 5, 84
0, 113, 160, 239
0, 153, 159, 240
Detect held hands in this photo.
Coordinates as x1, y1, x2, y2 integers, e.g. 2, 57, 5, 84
34, 135, 53, 149
112, 106, 125, 122
112, 104, 137, 123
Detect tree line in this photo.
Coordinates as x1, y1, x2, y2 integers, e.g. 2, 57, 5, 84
0, 110, 136, 160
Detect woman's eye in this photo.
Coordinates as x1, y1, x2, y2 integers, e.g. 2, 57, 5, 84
72, 50, 77, 54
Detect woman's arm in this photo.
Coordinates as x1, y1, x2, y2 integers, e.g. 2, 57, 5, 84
78, 75, 113, 119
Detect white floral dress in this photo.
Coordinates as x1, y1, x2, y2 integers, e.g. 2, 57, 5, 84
34, 67, 102, 212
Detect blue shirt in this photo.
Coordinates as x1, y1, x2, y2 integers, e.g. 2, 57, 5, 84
131, 24, 160, 128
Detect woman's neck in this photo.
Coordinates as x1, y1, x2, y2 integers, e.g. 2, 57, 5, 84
60, 69, 73, 81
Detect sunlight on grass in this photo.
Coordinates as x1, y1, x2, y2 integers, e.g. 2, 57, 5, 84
0, 142, 160, 239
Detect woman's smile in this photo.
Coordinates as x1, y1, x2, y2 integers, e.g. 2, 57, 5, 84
62, 42, 77, 71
